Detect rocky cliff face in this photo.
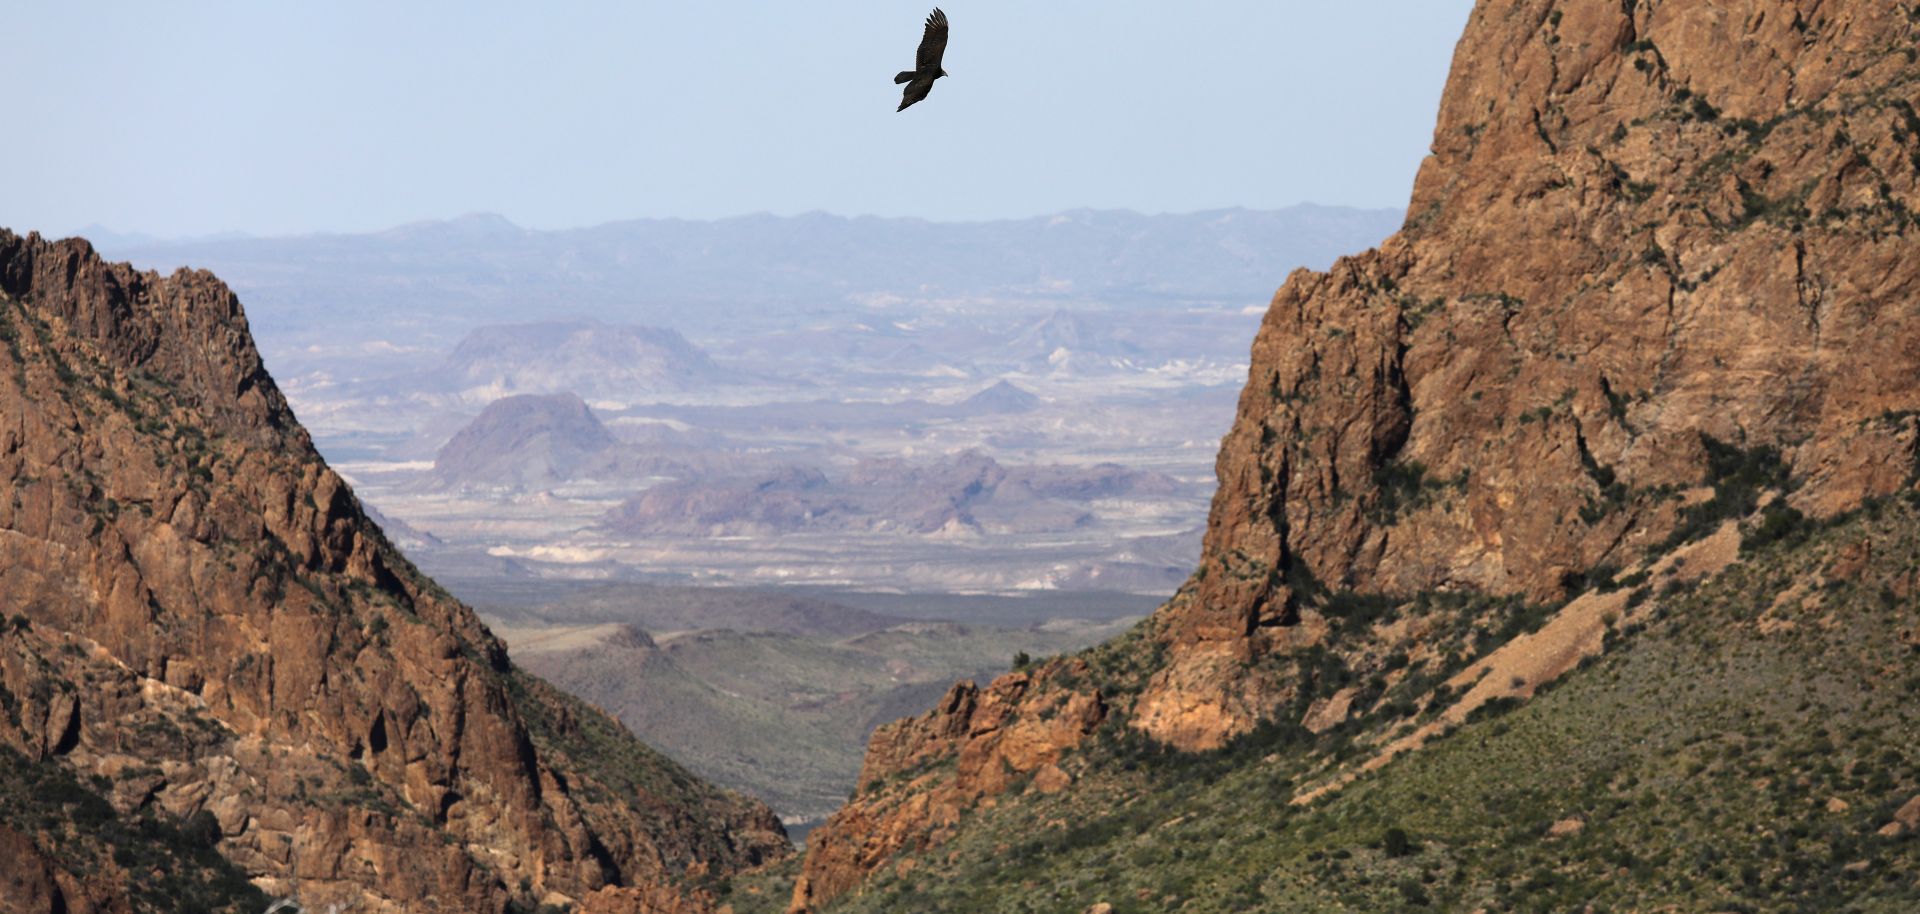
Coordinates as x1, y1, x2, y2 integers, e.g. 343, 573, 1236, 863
0, 822, 137, 914
0, 230, 787, 914
791, 0, 1920, 908
1145, 0, 1920, 753
787, 663, 1109, 911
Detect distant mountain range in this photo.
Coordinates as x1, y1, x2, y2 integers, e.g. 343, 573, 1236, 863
99, 206, 1404, 340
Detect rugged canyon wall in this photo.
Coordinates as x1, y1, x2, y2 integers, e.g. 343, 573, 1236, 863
0, 230, 788, 914
792, 0, 1920, 909
1143, 0, 1920, 752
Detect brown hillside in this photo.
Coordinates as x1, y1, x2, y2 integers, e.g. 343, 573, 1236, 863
790, 1, 1920, 909
0, 230, 788, 914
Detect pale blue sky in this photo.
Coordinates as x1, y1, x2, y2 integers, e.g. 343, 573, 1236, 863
5, 2, 1474, 238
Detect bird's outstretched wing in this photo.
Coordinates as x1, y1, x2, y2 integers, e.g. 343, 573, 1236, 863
916, 8, 949, 72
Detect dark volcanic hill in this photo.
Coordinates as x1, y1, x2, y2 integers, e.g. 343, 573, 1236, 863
0, 230, 787, 914
426, 392, 747, 493
431, 392, 619, 489
954, 380, 1040, 416
602, 451, 1186, 539
778, 2, 1920, 912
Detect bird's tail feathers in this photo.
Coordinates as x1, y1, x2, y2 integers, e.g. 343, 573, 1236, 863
894, 71, 917, 84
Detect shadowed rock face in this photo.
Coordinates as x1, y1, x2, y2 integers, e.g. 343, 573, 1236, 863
789, 1, 1920, 909
0, 230, 787, 914
0, 822, 136, 914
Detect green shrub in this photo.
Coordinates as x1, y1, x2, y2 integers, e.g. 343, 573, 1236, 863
1321, 590, 1400, 632
1370, 460, 1438, 524
1466, 696, 1524, 724
1741, 503, 1811, 555
178, 809, 221, 849
1659, 435, 1792, 550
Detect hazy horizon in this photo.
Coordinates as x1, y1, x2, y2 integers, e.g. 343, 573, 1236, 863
68, 200, 1404, 248
10, 1, 1474, 239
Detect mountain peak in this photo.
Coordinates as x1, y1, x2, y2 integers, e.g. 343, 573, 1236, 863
0, 228, 786, 912
432, 391, 620, 489
958, 380, 1040, 415
380, 211, 523, 241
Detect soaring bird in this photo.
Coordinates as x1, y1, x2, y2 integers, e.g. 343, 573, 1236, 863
894, 8, 949, 112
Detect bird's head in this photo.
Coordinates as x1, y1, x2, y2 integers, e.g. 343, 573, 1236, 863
939, 68, 950, 78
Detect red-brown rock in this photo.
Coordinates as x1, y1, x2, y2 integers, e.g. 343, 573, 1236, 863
0, 231, 787, 914
792, 1, 1920, 908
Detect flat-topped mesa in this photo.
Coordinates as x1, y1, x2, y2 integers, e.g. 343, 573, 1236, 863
0, 230, 787, 914
792, 1, 1920, 908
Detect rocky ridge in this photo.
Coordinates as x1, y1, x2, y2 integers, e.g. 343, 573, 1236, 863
789, 1, 1920, 909
0, 230, 787, 914
602, 450, 1184, 539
